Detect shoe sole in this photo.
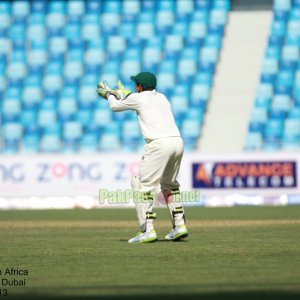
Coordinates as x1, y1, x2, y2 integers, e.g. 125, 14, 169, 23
141, 237, 158, 243
129, 237, 158, 244
165, 232, 188, 241
173, 232, 188, 241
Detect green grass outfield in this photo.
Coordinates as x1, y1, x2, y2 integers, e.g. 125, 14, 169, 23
0, 206, 300, 300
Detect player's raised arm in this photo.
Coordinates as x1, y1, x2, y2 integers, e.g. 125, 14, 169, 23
96, 80, 141, 112
107, 93, 143, 112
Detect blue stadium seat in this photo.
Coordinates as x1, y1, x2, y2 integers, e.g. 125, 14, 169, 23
282, 135, 300, 150
245, 132, 263, 150
262, 139, 281, 151
82, 22, 100, 41
255, 97, 271, 109
159, 59, 176, 74
265, 46, 281, 59
170, 95, 189, 115
285, 34, 300, 46
12, 1, 30, 17
22, 134, 40, 153
65, 24, 81, 39
22, 86, 42, 108
86, 0, 102, 13
27, 24, 46, 41
249, 122, 265, 134
93, 108, 112, 127
85, 48, 106, 66
137, 20, 155, 39
31, 1, 46, 13
107, 36, 126, 56
210, 10, 228, 26
192, 10, 209, 23
213, 0, 230, 11
77, 109, 93, 126
165, 35, 184, 53
282, 45, 299, 62
204, 34, 222, 48
288, 107, 300, 118
181, 119, 201, 140
143, 47, 162, 67
2, 99, 21, 122
0, 13, 10, 31
186, 107, 204, 123
172, 21, 189, 37
289, 7, 300, 17
269, 109, 286, 121
67, 0, 85, 16
38, 110, 57, 128
189, 21, 207, 38
271, 21, 286, 36
176, 0, 194, 15
45, 62, 63, 75
28, 49, 47, 66
156, 11, 174, 34
0, 1, 11, 14
49, 37, 68, 55
283, 119, 300, 138
79, 85, 98, 109
123, 0, 140, 15
101, 12, 120, 36
63, 121, 82, 142
64, 61, 83, 80
48, 1, 66, 13
256, 83, 273, 99
264, 119, 283, 139
261, 59, 279, 74
58, 98, 77, 121
40, 134, 61, 153
272, 95, 291, 111
158, 0, 175, 11
193, 73, 211, 87
2, 122, 23, 153
46, 12, 66, 32
157, 72, 176, 91
121, 59, 140, 79
43, 74, 63, 93
274, 0, 291, 11
79, 134, 99, 153
191, 83, 210, 102
250, 107, 268, 124
200, 47, 219, 63
178, 59, 197, 78
7, 62, 27, 80
122, 120, 140, 140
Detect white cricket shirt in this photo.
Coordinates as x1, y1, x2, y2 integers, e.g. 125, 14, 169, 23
108, 90, 181, 140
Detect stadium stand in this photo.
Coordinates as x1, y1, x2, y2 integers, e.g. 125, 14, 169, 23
0, 0, 230, 153
246, 0, 300, 151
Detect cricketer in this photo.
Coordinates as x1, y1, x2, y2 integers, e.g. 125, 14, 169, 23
97, 72, 188, 243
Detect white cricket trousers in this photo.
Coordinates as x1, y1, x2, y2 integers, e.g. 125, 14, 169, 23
131, 136, 186, 232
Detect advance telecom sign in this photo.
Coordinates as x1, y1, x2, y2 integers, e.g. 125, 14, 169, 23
192, 161, 297, 189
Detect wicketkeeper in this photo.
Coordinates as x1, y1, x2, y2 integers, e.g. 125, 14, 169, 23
97, 72, 188, 243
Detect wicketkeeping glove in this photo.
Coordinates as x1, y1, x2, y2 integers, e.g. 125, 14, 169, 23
96, 81, 115, 100
114, 81, 131, 99
96, 80, 131, 100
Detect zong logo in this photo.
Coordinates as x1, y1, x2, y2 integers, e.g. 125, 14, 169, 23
37, 162, 102, 182
0, 164, 25, 182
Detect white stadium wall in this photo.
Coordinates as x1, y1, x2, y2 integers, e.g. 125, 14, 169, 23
0, 152, 299, 209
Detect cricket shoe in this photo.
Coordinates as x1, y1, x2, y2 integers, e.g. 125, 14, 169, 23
128, 230, 158, 244
165, 225, 188, 241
